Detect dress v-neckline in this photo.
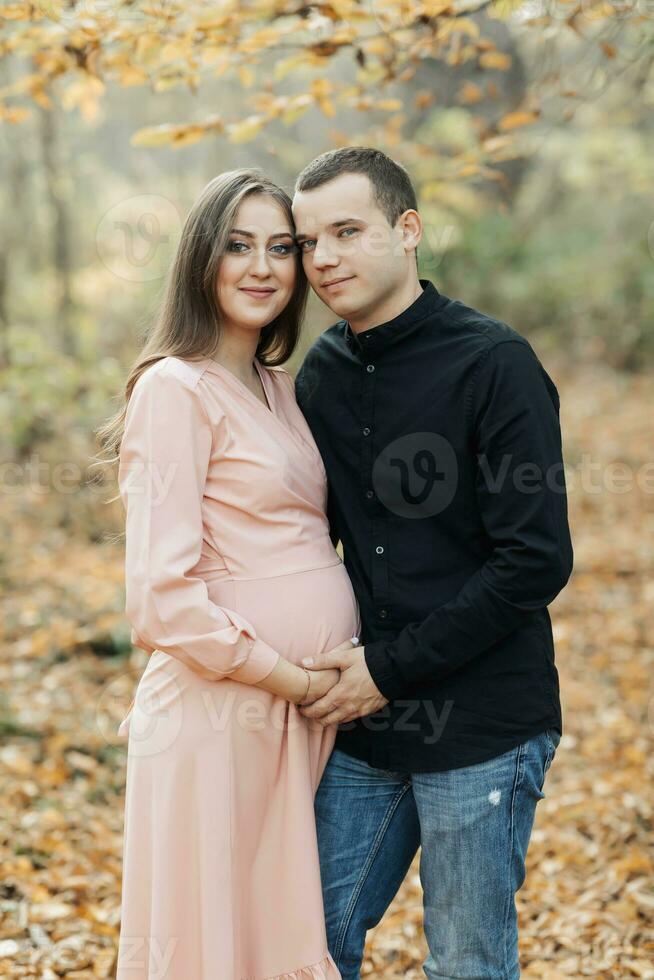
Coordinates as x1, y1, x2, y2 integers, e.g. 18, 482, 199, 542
204, 357, 274, 414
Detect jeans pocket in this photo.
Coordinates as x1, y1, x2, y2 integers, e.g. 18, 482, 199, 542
524, 730, 556, 802
527, 749, 547, 802
544, 728, 560, 772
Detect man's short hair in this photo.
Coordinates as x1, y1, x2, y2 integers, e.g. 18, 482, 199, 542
295, 147, 418, 228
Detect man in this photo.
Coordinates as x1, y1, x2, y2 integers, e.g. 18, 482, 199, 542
292, 147, 573, 980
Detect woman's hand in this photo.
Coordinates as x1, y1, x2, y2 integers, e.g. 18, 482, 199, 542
300, 667, 340, 706
255, 638, 355, 705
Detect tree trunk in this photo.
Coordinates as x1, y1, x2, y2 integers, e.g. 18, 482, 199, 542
40, 104, 76, 357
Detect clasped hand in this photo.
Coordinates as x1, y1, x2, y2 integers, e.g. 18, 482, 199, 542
298, 640, 388, 726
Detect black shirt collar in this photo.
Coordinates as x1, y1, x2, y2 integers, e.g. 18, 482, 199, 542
343, 279, 447, 357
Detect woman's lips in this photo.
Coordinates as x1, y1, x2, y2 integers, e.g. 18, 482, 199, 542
239, 288, 277, 299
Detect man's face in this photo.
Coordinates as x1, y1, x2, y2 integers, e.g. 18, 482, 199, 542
292, 173, 412, 324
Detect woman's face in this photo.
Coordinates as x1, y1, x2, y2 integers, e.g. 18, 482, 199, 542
215, 194, 297, 334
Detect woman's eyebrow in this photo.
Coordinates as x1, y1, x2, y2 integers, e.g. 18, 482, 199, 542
230, 228, 294, 240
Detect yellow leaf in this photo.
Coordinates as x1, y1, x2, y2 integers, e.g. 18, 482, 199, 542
497, 109, 540, 131
0, 3, 30, 19
356, 64, 386, 85
60, 75, 105, 121
159, 41, 190, 64
330, 28, 357, 45
456, 163, 481, 178
0, 105, 31, 123
281, 95, 313, 125
210, 53, 232, 76
0, 73, 40, 98
585, 0, 621, 17
131, 124, 183, 147
238, 66, 255, 87
440, 16, 479, 38
0, 745, 33, 776
458, 81, 484, 104
132, 118, 223, 148
317, 97, 336, 118
241, 27, 283, 53
134, 33, 161, 66
310, 78, 333, 98
31, 902, 75, 923
479, 50, 512, 70
329, 0, 363, 15
37, 0, 60, 15
251, 92, 279, 114
376, 98, 403, 111
398, 66, 417, 83
488, 0, 525, 16
196, 4, 237, 29
154, 77, 184, 93
274, 53, 308, 81
201, 46, 228, 68
171, 126, 207, 147
227, 115, 266, 143
119, 65, 149, 86
32, 87, 52, 109
422, 0, 453, 14
414, 91, 436, 109
362, 37, 393, 57
481, 134, 514, 154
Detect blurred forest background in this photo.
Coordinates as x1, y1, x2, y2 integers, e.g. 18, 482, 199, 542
0, 1, 653, 977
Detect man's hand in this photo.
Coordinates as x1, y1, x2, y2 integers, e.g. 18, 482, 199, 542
298, 643, 388, 726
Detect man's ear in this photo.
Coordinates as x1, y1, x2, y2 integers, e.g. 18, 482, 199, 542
399, 209, 422, 254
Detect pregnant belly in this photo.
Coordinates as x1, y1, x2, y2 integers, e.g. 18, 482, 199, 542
118, 560, 360, 761
208, 559, 361, 666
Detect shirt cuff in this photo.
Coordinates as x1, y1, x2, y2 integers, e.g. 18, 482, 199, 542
364, 640, 405, 702
229, 636, 281, 686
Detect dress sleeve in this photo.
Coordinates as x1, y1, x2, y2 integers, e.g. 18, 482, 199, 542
117, 363, 281, 685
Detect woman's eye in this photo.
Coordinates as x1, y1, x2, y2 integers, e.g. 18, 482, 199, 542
227, 240, 248, 252
270, 244, 295, 256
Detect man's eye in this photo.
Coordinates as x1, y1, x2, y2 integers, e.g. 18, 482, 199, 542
299, 240, 315, 251
227, 241, 248, 252
339, 227, 358, 238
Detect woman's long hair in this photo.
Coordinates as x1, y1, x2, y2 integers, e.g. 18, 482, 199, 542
96, 169, 308, 465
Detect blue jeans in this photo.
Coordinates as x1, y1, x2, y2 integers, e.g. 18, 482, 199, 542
315, 729, 561, 980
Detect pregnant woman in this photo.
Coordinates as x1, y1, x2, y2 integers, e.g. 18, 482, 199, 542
100, 170, 360, 979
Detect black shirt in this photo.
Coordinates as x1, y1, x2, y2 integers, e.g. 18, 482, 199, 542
295, 279, 573, 773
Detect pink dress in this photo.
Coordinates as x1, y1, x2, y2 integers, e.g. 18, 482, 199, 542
115, 355, 359, 980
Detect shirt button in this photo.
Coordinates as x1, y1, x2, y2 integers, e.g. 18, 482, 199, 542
362, 426, 371, 436
366, 364, 375, 373
365, 489, 374, 499
375, 546, 384, 555
379, 609, 388, 619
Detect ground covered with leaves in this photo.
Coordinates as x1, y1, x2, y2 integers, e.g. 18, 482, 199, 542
0, 365, 652, 978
